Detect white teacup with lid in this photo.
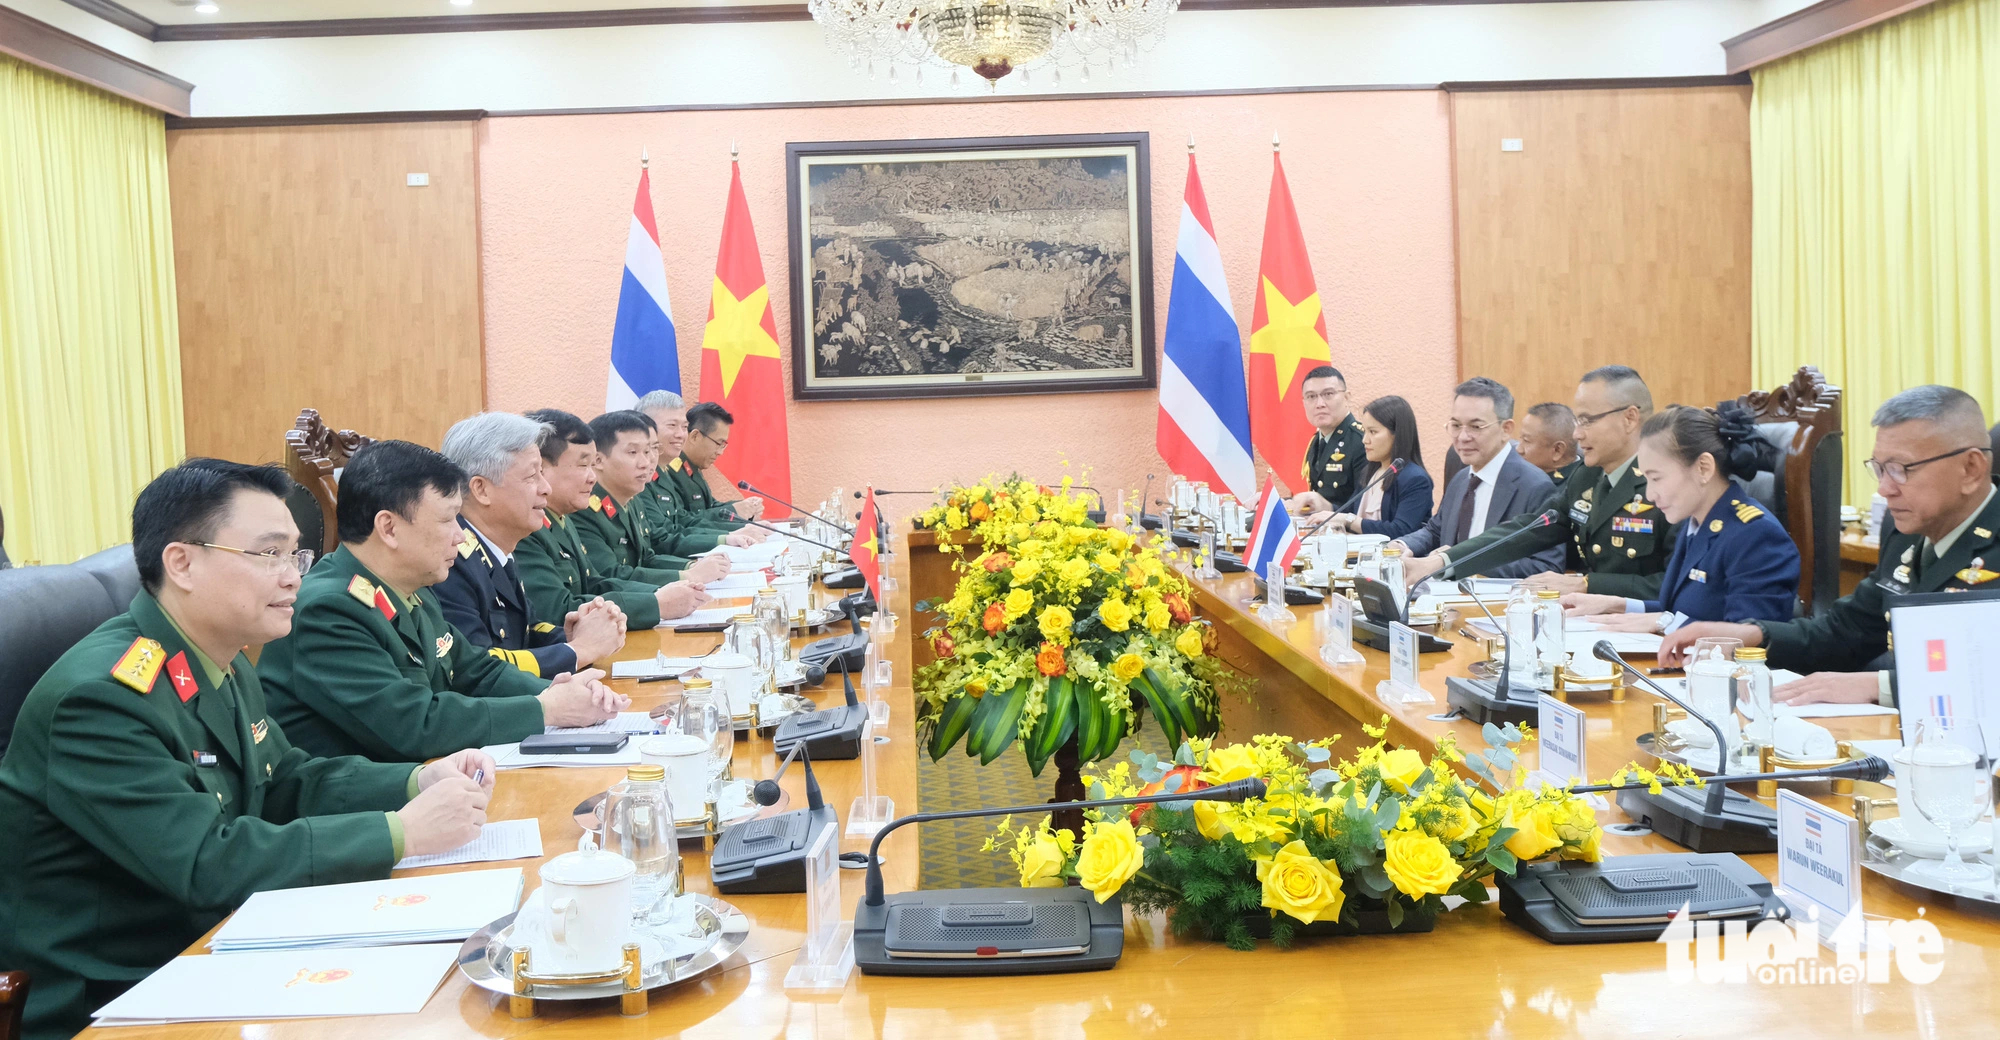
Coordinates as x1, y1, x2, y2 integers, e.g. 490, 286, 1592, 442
702, 651, 758, 719
513, 842, 636, 975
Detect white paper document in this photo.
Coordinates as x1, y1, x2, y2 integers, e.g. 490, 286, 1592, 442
93, 944, 459, 1024
483, 740, 645, 769
394, 819, 543, 871
700, 572, 771, 594
1564, 631, 1663, 655
656, 606, 745, 630
210, 869, 523, 952
610, 655, 713, 679
547, 711, 662, 735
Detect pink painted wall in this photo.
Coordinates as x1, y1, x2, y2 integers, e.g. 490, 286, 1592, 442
478, 90, 1458, 524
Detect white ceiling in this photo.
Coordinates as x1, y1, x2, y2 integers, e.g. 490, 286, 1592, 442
117, 0, 768, 25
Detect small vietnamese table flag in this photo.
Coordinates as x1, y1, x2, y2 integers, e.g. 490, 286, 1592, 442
853, 487, 883, 601
1247, 142, 1332, 492
698, 155, 793, 518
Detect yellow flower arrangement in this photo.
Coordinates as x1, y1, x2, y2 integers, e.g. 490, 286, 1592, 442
915, 474, 1235, 773
988, 723, 1607, 950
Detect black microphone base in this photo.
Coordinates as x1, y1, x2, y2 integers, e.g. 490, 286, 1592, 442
1444, 675, 1539, 726
1498, 853, 1787, 944
854, 888, 1125, 976
1085, 509, 1106, 524
772, 703, 868, 761
1168, 528, 1199, 548
1354, 615, 1453, 654
1614, 783, 1779, 855
710, 805, 838, 894
1214, 551, 1247, 574
1139, 514, 1164, 531
822, 566, 864, 589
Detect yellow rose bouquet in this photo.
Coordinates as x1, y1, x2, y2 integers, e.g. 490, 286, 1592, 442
987, 719, 1608, 950
915, 475, 1240, 774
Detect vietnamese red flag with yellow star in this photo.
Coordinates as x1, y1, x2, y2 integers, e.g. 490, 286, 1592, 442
1246, 152, 1331, 492
852, 487, 882, 601
698, 160, 793, 518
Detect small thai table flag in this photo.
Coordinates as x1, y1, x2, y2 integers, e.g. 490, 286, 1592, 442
1244, 483, 1302, 579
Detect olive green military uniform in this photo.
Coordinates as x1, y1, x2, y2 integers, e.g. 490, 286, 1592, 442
631, 468, 732, 558
1441, 456, 1679, 600
516, 509, 666, 629
660, 453, 746, 529
570, 484, 694, 585
1757, 488, 2000, 696
1547, 458, 1583, 491
1302, 415, 1367, 507
260, 545, 548, 761
0, 593, 417, 1040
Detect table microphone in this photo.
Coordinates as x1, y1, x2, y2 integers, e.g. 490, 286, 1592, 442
854, 778, 1267, 977
1579, 640, 1889, 853
1459, 579, 1515, 698
738, 481, 854, 534
711, 738, 833, 894
1136, 472, 1160, 529
1436, 508, 1560, 580
855, 489, 934, 497
774, 642, 867, 759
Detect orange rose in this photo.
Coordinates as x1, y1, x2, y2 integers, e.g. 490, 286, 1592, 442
970, 501, 993, 521
982, 602, 1007, 634
1036, 642, 1066, 677
1129, 765, 1208, 824
982, 551, 1012, 572
932, 633, 956, 659
1163, 593, 1192, 624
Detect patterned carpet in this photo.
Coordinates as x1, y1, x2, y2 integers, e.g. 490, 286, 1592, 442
916, 725, 1178, 890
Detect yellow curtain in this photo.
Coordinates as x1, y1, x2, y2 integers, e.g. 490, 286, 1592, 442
1750, 0, 2000, 504
0, 55, 184, 567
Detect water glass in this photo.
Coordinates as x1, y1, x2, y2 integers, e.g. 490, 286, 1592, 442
1908, 716, 1995, 886
599, 773, 681, 922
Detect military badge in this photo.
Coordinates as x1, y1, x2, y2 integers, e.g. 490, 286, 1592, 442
165, 652, 198, 702
1612, 516, 1653, 534
110, 637, 165, 693
251, 719, 270, 744
435, 633, 454, 658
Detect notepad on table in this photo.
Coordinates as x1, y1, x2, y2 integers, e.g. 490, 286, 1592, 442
483, 740, 645, 769
610, 655, 711, 679
209, 868, 523, 952
547, 711, 661, 735
93, 943, 459, 1025
394, 819, 543, 871
656, 606, 745, 630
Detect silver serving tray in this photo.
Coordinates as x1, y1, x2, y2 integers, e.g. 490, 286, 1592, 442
1861, 832, 2000, 905
455, 894, 749, 1001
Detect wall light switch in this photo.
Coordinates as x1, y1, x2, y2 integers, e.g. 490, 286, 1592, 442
1500, 139, 1524, 153
407, 173, 430, 187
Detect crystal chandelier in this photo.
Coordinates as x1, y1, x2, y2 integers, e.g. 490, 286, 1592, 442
807, 0, 1180, 85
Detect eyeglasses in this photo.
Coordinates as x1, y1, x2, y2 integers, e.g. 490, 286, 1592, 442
1301, 389, 1347, 405
1573, 405, 1634, 429
692, 429, 730, 450
195, 543, 315, 574
1445, 419, 1499, 437
1864, 446, 1989, 485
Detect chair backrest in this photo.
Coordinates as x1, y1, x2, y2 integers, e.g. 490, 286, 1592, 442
283, 409, 373, 556
72, 545, 141, 612
1733, 366, 1843, 616
0, 970, 29, 1040
0, 566, 120, 756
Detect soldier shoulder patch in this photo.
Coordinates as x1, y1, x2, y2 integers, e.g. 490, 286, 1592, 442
348, 574, 396, 621
1732, 500, 1765, 523
589, 494, 604, 512
532, 622, 558, 634
457, 528, 479, 558
603, 498, 618, 519
110, 637, 166, 693
669, 457, 684, 472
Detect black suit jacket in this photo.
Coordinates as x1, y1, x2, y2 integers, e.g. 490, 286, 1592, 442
1397, 449, 1564, 579
436, 518, 577, 679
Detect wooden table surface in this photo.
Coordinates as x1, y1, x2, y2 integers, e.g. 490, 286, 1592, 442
81, 533, 2000, 1040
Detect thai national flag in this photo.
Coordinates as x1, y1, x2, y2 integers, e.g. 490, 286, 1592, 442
1244, 483, 1302, 579
605, 163, 680, 409
1156, 154, 1256, 503
1804, 814, 1822, 838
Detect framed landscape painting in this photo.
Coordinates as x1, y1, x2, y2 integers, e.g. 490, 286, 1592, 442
786, 132, 1154, 401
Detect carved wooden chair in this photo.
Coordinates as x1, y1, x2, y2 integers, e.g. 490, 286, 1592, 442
1734, 367, 1843, 616
0, 970, 29, 1040
283, 409, 374, 556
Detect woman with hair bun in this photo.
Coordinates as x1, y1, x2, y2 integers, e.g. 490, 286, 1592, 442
1559, 402, 1801, 630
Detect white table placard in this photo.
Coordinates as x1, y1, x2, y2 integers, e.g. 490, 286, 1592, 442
1377, 622, 1432, 704
1535, 694, 1587, 786
1775, 789, 1862, 946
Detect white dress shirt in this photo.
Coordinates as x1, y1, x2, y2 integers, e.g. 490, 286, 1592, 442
1466, 442, 1514, 538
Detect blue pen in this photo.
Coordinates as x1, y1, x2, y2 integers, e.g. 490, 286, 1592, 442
473, 768, 486, 785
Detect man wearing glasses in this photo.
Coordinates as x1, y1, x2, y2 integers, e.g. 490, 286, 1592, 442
663, 401, 764, 527
0, 459, 494, 1040
1288, 366, 1367, 515
1391, 377, 1564, 578
631, 395, 765, 554
1662, 385, 1998, 706
1403, 365, 1677, 599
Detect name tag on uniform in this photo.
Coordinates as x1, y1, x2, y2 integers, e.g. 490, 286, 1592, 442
1688, 569, 1707, 584
1611, 516, 1653, 534
191, 750, 218, 768
1569, 503, 1591, 525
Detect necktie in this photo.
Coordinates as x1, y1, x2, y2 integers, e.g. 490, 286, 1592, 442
1452, 473, 1484, 544
1918, 541, 1939, 584
502, 557, 525, 602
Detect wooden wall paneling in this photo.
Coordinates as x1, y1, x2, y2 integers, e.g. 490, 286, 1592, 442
168, 120, 485, 465
1449, 86, 1753, 418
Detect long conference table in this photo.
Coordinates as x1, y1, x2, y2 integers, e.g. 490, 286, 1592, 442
84, 529, 2000, 1039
